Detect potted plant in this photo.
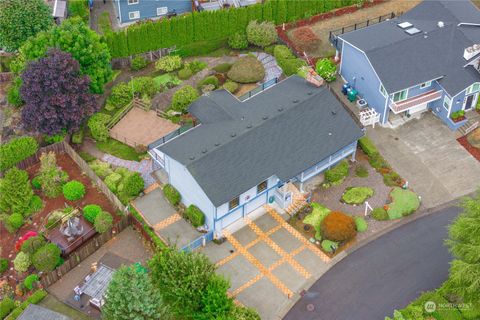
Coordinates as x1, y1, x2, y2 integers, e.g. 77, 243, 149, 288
450, 110, 466, 123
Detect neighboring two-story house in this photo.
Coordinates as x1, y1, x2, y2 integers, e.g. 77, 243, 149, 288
336, 0, 480, 131
149, 76, 364, 234
112, 0, 192, 25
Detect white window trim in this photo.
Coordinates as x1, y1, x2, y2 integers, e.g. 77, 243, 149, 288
420, 81, 432, 88
393, 89, 408, 102
128, 11, 140, 20
157, 6, 168, 16
128, 0, 139, 5
443, 95, 451, 111
379, 84, 387, 98
467, 83, 480, 95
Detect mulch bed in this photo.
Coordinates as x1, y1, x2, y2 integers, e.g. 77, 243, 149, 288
0, 152, 120, 293
458, 136, 480, 161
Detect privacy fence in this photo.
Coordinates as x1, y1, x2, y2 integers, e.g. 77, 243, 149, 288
105, 0, 361, 58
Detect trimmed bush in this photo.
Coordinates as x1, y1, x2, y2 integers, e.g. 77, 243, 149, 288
388, 187, 420, 219
88, 113, 111, 142
7, 213, 24, 233
163, 184, 181, 206
130, 55, 148, 71
321, 211, 357, 242
105, 172, 122, 192
186, 205, 205, 227
0, 258, 9, 274
341, 187, 374, 205
27, 289, 47, 304
31, 176, 42, 189
24, 274, 39, 290
185, 60, 207, 74
227, 56, 265, 84
324, 160, 349, 184
83, 204, 102, 223
94, 211, 113, 233
130, 76, 158, 98
228, 32, 248, 49
171, 85, 199, 113
21, 236, 46, 255
321, 240, 338, 253
0, 136, 39, 172
62, 180, 86, 201
155, 55, 182, 72
273, 45, 295, 60
13, 251, 31, 272
121, 172, 144, 197
71, 127, 84, 144
198, 75, 219, 90
214, 63, 233, 73
246, 20, 277, 47
32, 243, 61, 272
383, 171, 403, 187
315, 58, 337, 82
107, 82, 132, 109
358, 137, 378, 157
26, 195, 43, 216
223, 81, 239, 93
178, 67, 193, 80
368, 153, 390, 171
371, 207, 388, 221
354, 217, 368, 232
0, 297, 15, 319
89, 160, 113, 178
277, 57, 306, 76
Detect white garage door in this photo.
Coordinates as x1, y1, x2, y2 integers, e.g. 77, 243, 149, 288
408, 102, 428, 115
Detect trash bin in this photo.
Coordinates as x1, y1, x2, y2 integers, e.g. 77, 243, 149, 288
347, 89, 358, 102
342, 83, 350, 95
356, 98, 367, 109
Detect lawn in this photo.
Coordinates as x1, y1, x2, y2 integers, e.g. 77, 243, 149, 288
96, 138, 146, 161
387, 187, 420, 220
39, 295, 91, 320
153, 73, 182, 88
303, 202, 330, 239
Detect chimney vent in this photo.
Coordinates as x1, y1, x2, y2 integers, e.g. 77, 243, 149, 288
438, 21, 444, 28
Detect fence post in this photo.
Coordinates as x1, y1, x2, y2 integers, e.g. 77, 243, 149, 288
391, 12, 395, 19
342, 27, 344, 34
354, 23, 357, 30
367, 19, 369, 26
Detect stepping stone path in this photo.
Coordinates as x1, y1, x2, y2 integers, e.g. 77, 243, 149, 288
102, 154, 156, 188
241, 52, 283, 82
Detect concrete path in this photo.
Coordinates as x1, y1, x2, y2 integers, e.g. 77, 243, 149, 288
368, 113, 480, 208
284, 204, 460, 320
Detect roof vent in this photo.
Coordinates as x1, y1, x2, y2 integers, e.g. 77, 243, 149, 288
293, 99, 299, 103
328, 132, 332, 136
397, 21, 413, 29
214, 142, 221, 147
202, 149, 207, 154
246, 124, 252, 129
262, 115, 268, 120
277, 107, 284, 112
230, 133, 236, 137
189, 156, 195, 160
438, 21, 444, 28
405, 27, 421, 35
331, 110, 337, 115
307, 91, 313, 95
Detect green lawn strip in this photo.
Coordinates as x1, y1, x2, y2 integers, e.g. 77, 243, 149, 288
153, 73, 182, 88
39, 295, 92, 320
96, 138, 145, 161
387, 187, 420, 220
303, 202, 330, 238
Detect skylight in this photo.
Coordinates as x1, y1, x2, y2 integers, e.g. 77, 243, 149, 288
397, 21, 413, 29
405, 27, 421, 35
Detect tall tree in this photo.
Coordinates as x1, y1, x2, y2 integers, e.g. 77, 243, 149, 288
0, 167, 33, 215
20, 49, 98, 135
0, 0, 53, 52
445, 193, 480, 303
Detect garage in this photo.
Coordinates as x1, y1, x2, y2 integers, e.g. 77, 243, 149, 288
407, 102, 429, 115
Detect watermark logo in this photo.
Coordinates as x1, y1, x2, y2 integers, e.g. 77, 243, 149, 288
424, 301, 437, 313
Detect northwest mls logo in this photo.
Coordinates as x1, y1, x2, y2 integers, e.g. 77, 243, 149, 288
424, 301, 437, 313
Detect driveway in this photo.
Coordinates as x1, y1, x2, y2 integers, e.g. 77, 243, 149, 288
284, 204, 460, 320
368, 112, 480, 208
200, 206, 331, 320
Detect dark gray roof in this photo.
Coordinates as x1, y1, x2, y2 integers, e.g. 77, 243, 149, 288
339, 0, 480, 96
18, 304, 71, 320
159, 76, 364, 206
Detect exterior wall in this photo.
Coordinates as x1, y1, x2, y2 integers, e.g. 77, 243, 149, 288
116, 0, 192, 24
339, 41, 389, 124
164, 155, 216, 229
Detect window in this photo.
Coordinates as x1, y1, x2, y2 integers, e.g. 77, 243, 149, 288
443, 95, 451, 110
257, 180, 267, 194
420, 81, 431, 88
466, 83, 480, 95
128, 11, 140, 19
379, 84, 387, 97
228, 197, 239, 211
393, 89, 408, 102
157, 7, 168, 16
128, 0, 139, 4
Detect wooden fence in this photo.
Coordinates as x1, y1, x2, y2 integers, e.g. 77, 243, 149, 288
0, 72, 13, 83
111, 47, 175, 69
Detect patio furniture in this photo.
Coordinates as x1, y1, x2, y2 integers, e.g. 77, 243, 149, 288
73, 286, 82, 295
79, 264, 115, 308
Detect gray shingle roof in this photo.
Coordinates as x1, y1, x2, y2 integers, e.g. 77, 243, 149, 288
339, 0, 480, 96
159, 76, 364, 206
18, 304, 71, 320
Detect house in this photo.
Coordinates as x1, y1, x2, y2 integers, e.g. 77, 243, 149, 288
18, 304, 71, 320
336, 0, 480, 131
195, 0, 258, 11
112, 0, 192, 25
149, 76, 364, 234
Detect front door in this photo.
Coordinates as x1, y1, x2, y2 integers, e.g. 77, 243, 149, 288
464, 94, 475, 111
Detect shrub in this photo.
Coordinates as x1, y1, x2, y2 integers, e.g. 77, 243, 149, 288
130, 76, 158, 98
0, 297, 15, 319
273, 45, 295, 60
371, 207, 389, 221
7, 78, 23, 107
246, 20, 277, 47
0, 258, 8, 274
89, 160, 113, 178
186, 60, 207, 74
105, 172, 122, 192
223, 81, 239, 93
354, 217, 368, 232
31, 176, 42, 189
227, 56, 265, 84
369, 153, 390, 171
277, 57, 306, 76
24, 274, 39, 290
27, 289, 47, 304
0, 136, 39, 172
321, 211, 357, 242
200, 273, 234, 318
171, 85, 199, 113
21, 236, 46, 255
130, 55, 148, 71
315, 58, 337, 82
355, 165, 369, 178
0, 167, 34, 215
83, 204, 102, 223
155, 55, 182, 72
186, 205, 205, 227
321, 240, 338, 253
198, 75, 219, 90
213, 63, 233, 73
387, 187, 420, 219
163, 184, 181, 206
228, 32, 248, 49
94, 211, 113, 233
68, 0, 89, 22
121, 172, 144, 197
358, 137, 378, 157
88, 113, 111, 142
26, 195, 43, 216
44, 130, 67, 145
178, 67, 193, 80
32, 243, 61, 272
71, 127, 84, 144
62, 180, 86, 201
341, 187, 374, 205
79, 151, 96, 163
7, 213, 24, 233
383, 171, 403, 187
324, 160, 349, 184
107, 83, 132, 109
13, 252, 31, 272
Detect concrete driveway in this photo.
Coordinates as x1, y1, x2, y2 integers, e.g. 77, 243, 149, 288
368, 113, 480, 208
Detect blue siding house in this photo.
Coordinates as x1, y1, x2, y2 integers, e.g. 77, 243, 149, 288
149, 76, 364, 235
336, 0, 480, 132
113, 0, 192, 25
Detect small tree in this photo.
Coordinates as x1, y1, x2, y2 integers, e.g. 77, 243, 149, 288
320, 211, 357, 242
0, 0, 53, 52
13, 252, 31, 272
20, 49, 98, 135
199, 274, 233, 319
155, 55, 182, 72
103, 265, 171, 320
94, 211, 113, 233
38, 152, 68, 198
171, 85, 199, 113
0, 167, 33, 215
32, 243, 61, 272
246, 21, 277, 48
88, 113, 111, 142
315, 58, 337, 82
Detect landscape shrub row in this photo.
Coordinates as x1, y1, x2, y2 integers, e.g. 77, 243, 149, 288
0, 136, 39, 172
105, 0, 357, 58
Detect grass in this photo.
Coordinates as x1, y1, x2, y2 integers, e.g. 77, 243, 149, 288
303, 202, 330, 238
387, 187, 420, 220
96, 138, 146, 161
153, 73, 182, 88
341, 187, 374, 205
39, 295, 91, 320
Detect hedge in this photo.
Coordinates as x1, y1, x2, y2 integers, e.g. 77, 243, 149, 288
0, 297, 14, 319
186, 205, 205, 227
105, 0, 357, 58
0, 136, 39, 172
324, 160, 349, 184
163, 184, 181, 206
358, 136, 378, 157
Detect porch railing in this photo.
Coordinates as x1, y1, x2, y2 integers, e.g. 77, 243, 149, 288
148, 123, 195, 150
238, 77, 279, 101
390, 90, 443, 114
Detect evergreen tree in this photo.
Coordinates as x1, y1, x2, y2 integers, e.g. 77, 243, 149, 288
0, 167, 33, 215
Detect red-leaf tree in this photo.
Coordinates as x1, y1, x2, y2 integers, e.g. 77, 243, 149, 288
20, 48, 98, 135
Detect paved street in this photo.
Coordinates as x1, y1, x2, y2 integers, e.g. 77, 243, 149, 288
284, 204, 460, 320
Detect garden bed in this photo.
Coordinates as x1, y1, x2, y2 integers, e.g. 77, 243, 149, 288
458, 130, 480, 162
